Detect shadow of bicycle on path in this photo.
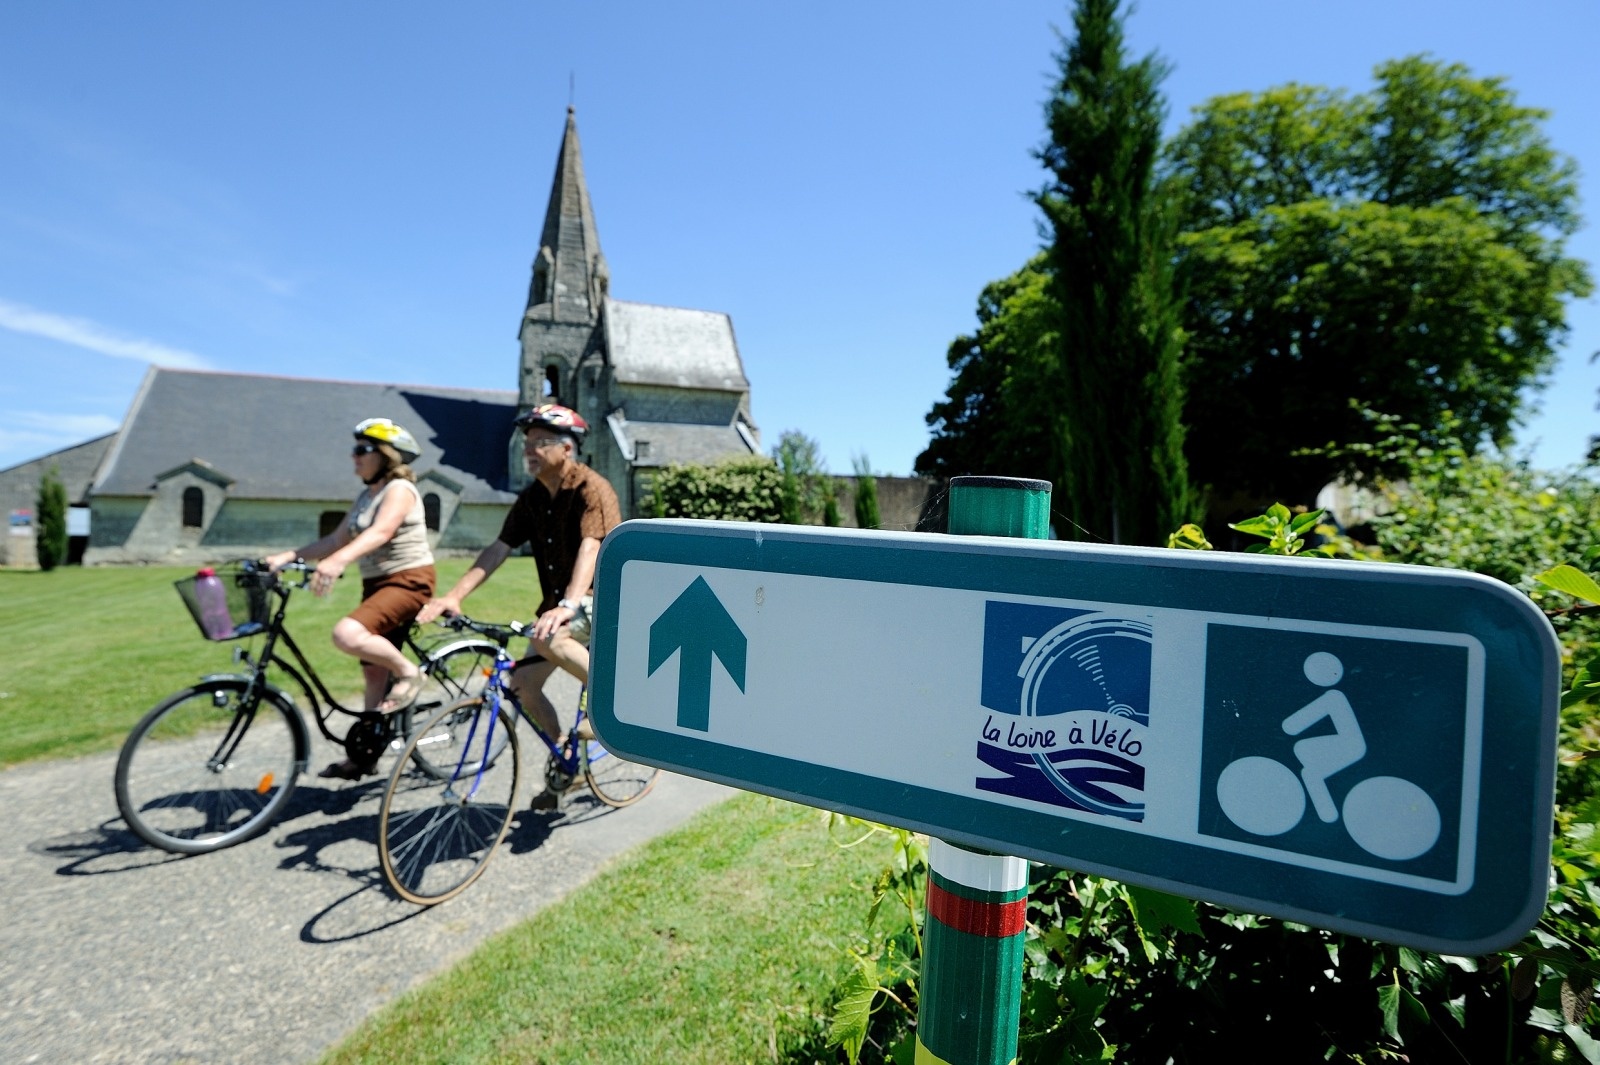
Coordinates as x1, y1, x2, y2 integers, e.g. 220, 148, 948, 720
28, 818, 186, 876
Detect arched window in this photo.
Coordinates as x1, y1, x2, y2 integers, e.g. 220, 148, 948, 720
544, 365, 560, 400
532, 261, 549, 305
181, 487, 204, 528
423, 492, 441, 532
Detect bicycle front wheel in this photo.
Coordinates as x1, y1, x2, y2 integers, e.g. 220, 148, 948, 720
379, 697, 521, 905
115, 680, 305, 854
583, 737, 660, 808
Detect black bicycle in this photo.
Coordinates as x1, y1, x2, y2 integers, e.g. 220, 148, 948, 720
114, 560, 498, 854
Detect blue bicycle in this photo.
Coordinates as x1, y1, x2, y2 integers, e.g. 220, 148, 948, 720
377, 613, 659, 904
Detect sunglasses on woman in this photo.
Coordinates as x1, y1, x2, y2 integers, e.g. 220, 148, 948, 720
352, 442, 380, 456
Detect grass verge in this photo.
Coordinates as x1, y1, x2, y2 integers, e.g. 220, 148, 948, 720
0, 558, 542, 767
320, 792, 882, 1065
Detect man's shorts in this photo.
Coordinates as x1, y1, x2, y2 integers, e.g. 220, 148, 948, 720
514, 595, 595, 666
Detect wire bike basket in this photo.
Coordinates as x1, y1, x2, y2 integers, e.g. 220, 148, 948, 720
173, 561, 273, 641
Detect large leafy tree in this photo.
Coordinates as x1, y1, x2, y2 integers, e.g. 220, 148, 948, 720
1168, 57, 1594, 505
1035, 0, 1192, 544
916, 255, 1056, 484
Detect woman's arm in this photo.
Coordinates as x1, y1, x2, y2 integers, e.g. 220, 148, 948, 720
304, 484, 414, 596
264, 514, 353, 572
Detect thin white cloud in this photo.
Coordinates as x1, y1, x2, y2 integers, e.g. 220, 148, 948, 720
0, 414, 120, 468
0, 298, 210, 369
5, 411, 122, 436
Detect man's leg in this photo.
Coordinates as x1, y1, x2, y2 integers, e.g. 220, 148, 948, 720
535, 629, 589, 684
510, 655, 563, 743
530, 627, 593, 740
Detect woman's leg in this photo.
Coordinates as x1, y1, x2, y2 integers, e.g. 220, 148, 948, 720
332, 617, 419, 710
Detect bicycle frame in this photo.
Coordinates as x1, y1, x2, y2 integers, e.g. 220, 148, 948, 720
224, 564, 458, 746
430, 619, 591, 797
478, 649, 588, 777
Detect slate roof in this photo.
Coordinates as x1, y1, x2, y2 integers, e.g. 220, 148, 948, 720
94, 368, 519, 503
603, 299, 748, 392
605, 414, 759, 468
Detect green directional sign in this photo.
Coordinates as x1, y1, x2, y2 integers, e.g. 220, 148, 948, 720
589, 519, 1562, 953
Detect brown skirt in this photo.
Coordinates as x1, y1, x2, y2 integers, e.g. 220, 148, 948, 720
348, 564, 436, 648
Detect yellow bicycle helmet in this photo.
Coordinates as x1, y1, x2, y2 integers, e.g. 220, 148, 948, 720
354, 418, 421, 463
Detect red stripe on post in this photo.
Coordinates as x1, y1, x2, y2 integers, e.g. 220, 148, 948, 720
926, 880, 1027, 938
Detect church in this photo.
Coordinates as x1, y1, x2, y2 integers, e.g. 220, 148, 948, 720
0, 108, 761, 567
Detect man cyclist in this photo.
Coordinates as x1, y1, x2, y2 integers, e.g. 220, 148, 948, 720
415, 403, 622, 808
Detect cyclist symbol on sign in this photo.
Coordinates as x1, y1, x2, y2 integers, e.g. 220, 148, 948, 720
1215, 651, 1443, 862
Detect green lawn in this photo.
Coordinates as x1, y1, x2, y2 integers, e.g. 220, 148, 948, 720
0, 558, 543, 767
321, 793, 884, 1065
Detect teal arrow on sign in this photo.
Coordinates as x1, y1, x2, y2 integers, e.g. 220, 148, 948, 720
647, 575, 747, 731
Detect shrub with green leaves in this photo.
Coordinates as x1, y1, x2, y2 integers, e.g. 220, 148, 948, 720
649, 457, 784, 522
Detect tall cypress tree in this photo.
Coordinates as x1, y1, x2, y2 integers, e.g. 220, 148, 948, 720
1035, 0, 1192, 544
36, 466, 69, 570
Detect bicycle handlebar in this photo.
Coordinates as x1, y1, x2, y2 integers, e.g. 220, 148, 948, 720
438, 613, 529, 646
240, 558, 313, 591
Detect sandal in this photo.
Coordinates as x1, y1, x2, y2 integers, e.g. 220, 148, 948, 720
378, 672, 425, 712
318, 758, 376, 780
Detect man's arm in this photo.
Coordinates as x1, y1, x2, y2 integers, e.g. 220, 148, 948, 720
416, 540, 513, 624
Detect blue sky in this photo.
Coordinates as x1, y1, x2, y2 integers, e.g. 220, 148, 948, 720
2, 1, 1597, 478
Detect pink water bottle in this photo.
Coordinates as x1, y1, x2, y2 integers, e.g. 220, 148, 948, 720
194, 567, 233, 639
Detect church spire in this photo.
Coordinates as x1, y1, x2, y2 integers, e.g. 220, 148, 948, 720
524, 106, 608, 325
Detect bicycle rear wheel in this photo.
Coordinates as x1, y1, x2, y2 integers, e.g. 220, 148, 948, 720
416, 638, 498, 709
408, 639, 506, 778
582, 737, 659, 808
115, 680, 305, 854
379, 697, 521, 905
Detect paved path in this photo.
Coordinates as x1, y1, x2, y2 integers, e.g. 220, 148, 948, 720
0, 680, 732, 1065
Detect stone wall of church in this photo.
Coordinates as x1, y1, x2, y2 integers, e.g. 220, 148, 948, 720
84, 493, 513, 565
520, 320, 598, 409
435, 502, 513, 552
86, 495, 327, 566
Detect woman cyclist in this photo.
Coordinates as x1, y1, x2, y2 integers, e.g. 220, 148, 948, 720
263, 418, 436, 779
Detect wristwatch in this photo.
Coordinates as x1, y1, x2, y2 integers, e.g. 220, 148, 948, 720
557, 598, 580, 611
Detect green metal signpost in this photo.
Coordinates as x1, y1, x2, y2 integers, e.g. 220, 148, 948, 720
589, 484, 1561, 979
913, 476, 1048, 1065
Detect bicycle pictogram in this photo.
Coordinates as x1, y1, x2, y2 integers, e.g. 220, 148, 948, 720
1214, 651, 1442, 862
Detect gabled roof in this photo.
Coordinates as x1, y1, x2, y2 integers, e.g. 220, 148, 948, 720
94, 368, 519, 504
603, 299, 749, 392
605, 413, 758, 468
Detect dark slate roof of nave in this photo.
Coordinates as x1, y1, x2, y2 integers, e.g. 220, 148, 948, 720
94, 368, 519, 504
